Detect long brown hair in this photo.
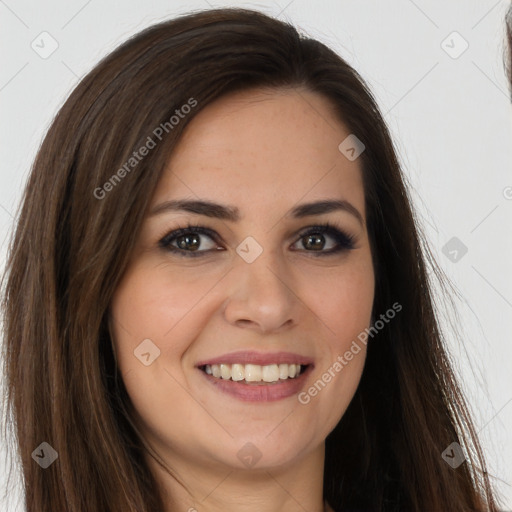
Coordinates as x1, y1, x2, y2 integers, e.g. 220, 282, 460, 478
1, 7, 500, 511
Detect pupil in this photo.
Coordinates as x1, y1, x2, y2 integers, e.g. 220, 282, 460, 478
304, 234, 324, 250
178, 234, 200, 250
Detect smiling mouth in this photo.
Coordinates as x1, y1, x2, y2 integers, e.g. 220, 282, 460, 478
199, 363, 309, 384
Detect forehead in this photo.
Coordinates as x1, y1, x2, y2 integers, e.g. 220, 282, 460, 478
152, 88, 366, 220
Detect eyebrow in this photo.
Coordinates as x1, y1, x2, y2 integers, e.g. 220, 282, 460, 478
149, 198, 364, 226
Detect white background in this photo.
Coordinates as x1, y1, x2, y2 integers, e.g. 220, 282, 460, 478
1, 0, 511, 510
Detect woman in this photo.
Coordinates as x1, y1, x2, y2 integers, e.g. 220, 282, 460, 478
1, 7, 500, 511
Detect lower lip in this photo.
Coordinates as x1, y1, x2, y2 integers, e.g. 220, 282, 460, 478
198, 366, 313, 402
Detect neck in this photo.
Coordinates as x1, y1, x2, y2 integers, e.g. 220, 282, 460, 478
145, 441, 328, 512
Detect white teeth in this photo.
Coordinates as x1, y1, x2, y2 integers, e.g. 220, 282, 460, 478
232, 363, 245, 381
220, 364, 231, 380
203, 363, 304, 383
245, 364, 261, 382
262, 364, 279, 382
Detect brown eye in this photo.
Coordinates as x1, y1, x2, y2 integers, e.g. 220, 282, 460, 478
292, 223, 356, 256
301, 233, 330, 251
159, 226, 221, 257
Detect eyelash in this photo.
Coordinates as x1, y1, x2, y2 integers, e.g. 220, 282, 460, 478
158, 222, 356, 258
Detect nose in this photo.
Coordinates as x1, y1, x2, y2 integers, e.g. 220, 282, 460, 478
222, 248, 300, 334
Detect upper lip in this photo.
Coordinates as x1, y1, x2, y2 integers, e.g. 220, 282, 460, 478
196, 350, 314, 367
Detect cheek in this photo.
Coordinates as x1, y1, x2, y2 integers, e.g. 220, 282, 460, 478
304, 258, 375, 347
298, 260, 373, 423
109, 262, 224, 366
108, 265, 218, 441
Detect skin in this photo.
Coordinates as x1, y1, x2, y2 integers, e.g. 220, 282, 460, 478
109, 87, 375, 512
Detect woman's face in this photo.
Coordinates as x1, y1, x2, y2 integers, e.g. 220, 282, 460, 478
110, 87, 375, 473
